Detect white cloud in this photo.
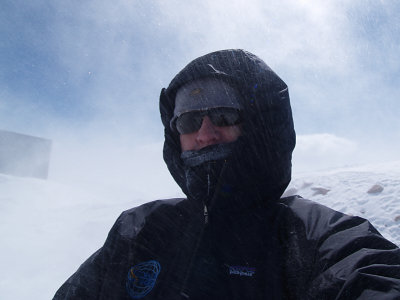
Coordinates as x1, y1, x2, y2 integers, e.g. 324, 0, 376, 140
292, 133, 359, 173
2, 0, 399, 190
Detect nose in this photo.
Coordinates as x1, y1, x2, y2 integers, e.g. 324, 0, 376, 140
196, 116, 221, 148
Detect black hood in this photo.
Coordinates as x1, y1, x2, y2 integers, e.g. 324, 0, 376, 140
160, 49, 296, 207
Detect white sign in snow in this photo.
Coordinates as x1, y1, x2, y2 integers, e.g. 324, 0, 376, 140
0, 130, 52, 179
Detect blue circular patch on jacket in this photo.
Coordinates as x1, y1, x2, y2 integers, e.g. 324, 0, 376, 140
126, 260, 161, 299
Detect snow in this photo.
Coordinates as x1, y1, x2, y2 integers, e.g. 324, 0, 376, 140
288, 161, 400, 248
1, 161, 400, 299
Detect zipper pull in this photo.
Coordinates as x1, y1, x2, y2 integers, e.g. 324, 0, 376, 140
204, 204, 209, 224
207, 173, 211, 197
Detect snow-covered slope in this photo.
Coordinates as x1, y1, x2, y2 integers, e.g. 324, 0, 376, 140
287, 160, 400, 247
0, 161, 399, 299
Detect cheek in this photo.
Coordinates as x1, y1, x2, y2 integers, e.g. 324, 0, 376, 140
180, 133, 197, 151
222, 125, 241, 142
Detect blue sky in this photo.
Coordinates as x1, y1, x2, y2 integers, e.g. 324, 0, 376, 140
1, 0, 399, 183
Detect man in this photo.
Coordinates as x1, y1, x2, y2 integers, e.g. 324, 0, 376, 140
54, 49, 400, 299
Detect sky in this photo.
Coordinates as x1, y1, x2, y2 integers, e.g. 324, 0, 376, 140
1, 0, 400, 188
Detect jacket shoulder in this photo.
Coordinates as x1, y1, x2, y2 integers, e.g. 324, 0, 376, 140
279, 196, 400, 299
114, 198, 187, 239
278, 195, 378, 241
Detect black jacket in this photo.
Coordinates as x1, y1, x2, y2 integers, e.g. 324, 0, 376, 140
54, 196, 400, 299
54, 50, 400, 299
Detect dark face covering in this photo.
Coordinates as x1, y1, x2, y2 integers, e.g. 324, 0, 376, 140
181, 142, 236, 205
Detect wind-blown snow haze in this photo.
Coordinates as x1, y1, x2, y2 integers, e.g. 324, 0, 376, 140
1, 0, 399, 299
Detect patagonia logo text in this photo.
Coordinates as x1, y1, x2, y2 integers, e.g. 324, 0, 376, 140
126, 260, 161, 299
228, 265, 256, 277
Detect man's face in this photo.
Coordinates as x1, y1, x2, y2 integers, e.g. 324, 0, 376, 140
180, 115, 241, 151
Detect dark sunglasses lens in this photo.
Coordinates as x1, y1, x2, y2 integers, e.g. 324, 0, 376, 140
209, 109, 241, 127
176, 109, 241, 134
176, 112, 203, 134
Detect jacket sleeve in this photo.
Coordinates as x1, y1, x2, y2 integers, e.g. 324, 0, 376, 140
52, 199, 183, 300
52, 201, 148, 300
52, 213, 125, 300
53, 248, 107, 300
297, 199, 400, 299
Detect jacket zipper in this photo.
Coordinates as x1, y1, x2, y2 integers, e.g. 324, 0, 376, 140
204, 173, 210, 224
180, 162, 226, 298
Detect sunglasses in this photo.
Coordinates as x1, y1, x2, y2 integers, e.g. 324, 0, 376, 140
175, 108, 242, 134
